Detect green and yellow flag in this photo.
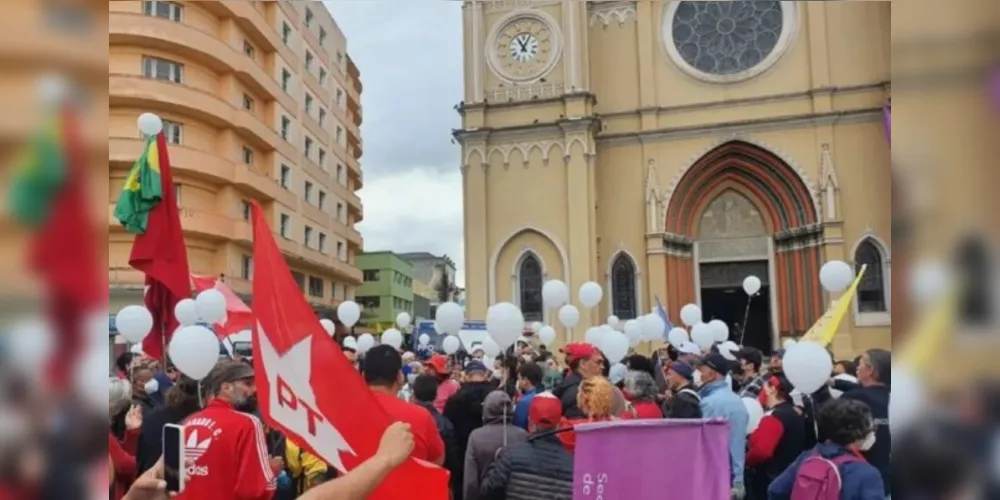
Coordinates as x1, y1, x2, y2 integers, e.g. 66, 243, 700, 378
7, 110, 67, 228
114, 135, 163, 234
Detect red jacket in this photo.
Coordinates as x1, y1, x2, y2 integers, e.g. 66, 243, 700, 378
175, 400, 276, 500
621, 401, 664, 420
109, 429, 139, 500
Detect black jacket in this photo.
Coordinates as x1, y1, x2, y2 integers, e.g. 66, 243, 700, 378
443, 380, 497, 500
663, 385, 702, 419
479, 433, 574, 500
135, 404, 200, 475
842, 384, 890, 495
551, 372, 584, 419
417, 401, 462, 483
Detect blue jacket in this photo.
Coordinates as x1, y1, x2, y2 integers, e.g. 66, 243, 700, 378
699, 379, 748, 484
767, 443, 886, 500
513, 389, 537, 430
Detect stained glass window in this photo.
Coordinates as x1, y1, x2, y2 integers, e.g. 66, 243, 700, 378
519, 254, 544, 322
672, 1, 784, 75
611, 255, 637, 319
854, 240, 886, 313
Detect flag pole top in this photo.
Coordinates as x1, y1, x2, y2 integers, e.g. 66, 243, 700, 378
137, 112, 163, 136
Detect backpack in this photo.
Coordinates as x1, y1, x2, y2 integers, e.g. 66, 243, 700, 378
790, 452, 859, 500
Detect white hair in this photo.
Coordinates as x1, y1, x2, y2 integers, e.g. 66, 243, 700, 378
109, 377, 133, 416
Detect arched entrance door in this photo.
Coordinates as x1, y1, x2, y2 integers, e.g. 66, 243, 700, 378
663, 141, 823, 351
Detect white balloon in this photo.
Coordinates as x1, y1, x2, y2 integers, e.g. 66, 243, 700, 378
542, 280, 570, 309
396, 312, 412, 329
6, 318, 54, 375
743, 397, 765, 434
719, 341, 739, 361
667, 327, 689, 347
680, 304, 702, 327
578, 282, 603, 309
174, 299, 199, 327
743, 275, 762, 296
709, 319, 730, 343
320, 319, 336, 336
442, 335, 461, 355
890, 367, 925, 435
486, 302, 524, 349
116, 305, 154, 343
38, 73, 68, 106
628, 334, 642, 348
783, 341, 833, 394
690, 322, 715, 350
381, 328, 403, 349
418, 334, 430, 346
782, 338, 797, 350
168, 325, 220, 380
640, 314, 666, 341
910, 259, 949, 306
482, 338, 501, 357
77, 347, 110, 414
137, 112, 163, 136
130, 343, 145, 354
338, 301, 361, 328
819, 260, 854, 293
623, 320, 642, 343
584, 327, 603, 346
356, 333, 376, 354
530, 321, 542, 334
435, 302, 465, 335
195, 289, 227, 323
538, 325, 556, 346
343, 336, 358, 349
557, 304, 580, 329
607, 315, 620, 329
599, 331, 630, 364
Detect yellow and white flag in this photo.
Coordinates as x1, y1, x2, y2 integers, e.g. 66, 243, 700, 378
800, 265, 867, 346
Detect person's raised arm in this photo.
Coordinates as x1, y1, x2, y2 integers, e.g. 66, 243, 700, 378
297, 422, 414, 500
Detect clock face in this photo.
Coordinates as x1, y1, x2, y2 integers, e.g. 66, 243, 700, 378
494, 17, 554, 79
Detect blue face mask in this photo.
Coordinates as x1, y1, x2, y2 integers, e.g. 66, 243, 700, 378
402, 365, 412, 377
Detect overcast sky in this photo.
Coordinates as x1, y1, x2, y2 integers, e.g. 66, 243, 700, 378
324, 1, 467, 286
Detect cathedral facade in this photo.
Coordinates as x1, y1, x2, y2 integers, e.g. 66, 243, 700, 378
456, 0, 891, 356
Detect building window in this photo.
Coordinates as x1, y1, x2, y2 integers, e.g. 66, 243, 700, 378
318, 108, 326, 127
611, 254, 638, 320
304, 181, 313, 202
142, 56, 183, 83
242, 93, 254, 112
143, 1, 182, 22
319, 68, 328, 85
242, 147, 253, 165
280, 116, 291, 141
241, 200, 251, 220
241, 255, 253, 279
336, 126, 343, 144
318, 191, 326, 210
955, 237, 993, 326
304, 136, 313, 158
282, 22, 291, 45
305, 93, 313, 114
305, 51, 314, 72
279, 214, 290, 238
336, 51, 343, 66
336, 89, 344, 107
304, 225, 313, 246
280, 164, 290, 188
854, 238, 888, 313
518, 253, 544, 322
318, 148, 326, 168
337, 164, 344, 183
319, 233, 327, 253
336, 241, 344, 259
336, 202, 343, 221
281, 69, 291, 92
308, 276, 324, 297
243, 40, 255, 59
363, 270, 380, 282
291, 271, 306, 291
358, 296, 380, 309
173, 183, 182, 206
319, 27, 327, 45
304, 7, 313, 27
161, 120, 182, 144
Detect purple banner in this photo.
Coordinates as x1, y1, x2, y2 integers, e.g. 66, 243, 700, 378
572, 419, 731, 500
883, 105, 891, 144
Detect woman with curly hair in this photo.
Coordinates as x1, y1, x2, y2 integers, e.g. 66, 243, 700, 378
557, 376, 618, 452
767, 398, 885, 499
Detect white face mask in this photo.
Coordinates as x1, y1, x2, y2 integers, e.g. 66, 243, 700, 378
861, 431, 876, 451
144, 379, 160, 394
693, 370, 703, 387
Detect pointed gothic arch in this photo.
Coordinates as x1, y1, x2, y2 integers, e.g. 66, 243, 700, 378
606, 250, 641, 320
515, 251, 544, 322
852, 235, 891, 325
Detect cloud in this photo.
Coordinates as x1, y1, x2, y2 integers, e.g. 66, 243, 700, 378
323, 1, 466, 286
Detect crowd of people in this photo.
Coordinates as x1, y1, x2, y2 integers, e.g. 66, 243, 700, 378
108, 335, 892, 500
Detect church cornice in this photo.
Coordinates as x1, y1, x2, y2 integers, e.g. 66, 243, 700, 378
588, 0, 637, 27
453, 116, 600, 144
457, 90, 597, 114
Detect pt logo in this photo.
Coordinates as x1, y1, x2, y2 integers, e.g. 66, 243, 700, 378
276, 375, 326, 436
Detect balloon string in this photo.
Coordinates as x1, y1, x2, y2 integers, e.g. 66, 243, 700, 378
198, 380, 203, 407
739, 295, 754, 346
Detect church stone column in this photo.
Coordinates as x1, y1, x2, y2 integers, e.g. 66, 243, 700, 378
562, 121, 598, 336
461, 135, 489, 320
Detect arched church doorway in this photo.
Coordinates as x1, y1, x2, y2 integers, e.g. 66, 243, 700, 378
663, 141, 823, 354
695, 190, 774, 353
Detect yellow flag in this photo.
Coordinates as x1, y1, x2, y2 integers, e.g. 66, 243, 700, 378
899, 288, 958, 372
800, 265, 867, 346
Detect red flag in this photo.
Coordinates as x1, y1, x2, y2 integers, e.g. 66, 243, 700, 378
248, 202, 449, 499
129, 132, 190, 360
191, 274, 253, 337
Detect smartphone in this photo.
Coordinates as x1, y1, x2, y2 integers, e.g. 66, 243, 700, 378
162, 424, 186, 493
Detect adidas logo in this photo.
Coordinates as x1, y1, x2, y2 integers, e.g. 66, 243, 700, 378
185, 429, 213, 462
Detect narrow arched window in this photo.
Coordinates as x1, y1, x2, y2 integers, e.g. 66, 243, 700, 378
955, 237, 993, 326
611, 255, 637, 319
855, 239, 887, 312
518, 254, 543, 322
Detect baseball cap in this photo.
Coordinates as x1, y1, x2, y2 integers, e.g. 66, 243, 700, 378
668, 361, 694, 381
529, 392, 562, 426
423, 354, 448, 375
464, 360, 489, 374
696, 353, 730, 377
772, 348, 786, 358
563, 342, 598, 363
677, 342, 701, 356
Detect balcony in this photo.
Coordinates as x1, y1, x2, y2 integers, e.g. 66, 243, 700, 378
301, 69, 330, 111
331, 258, 363, 285
109, 12, 295, 114
110, 137, 236, 186
301, 112, 329, 149
200, 1, 280, 55
108, 204, 247, 244
334, 219, 363, 248
109, 74, 291, 160
300, 200, 330, 228
332, 182, 361, 213
234, 165, 297, 207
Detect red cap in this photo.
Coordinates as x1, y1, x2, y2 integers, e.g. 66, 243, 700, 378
423, 354, 448, 375
563, 342, 598, 363
529, 392, 562, 426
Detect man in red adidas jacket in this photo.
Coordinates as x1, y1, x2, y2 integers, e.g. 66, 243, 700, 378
177, 361, 276, 500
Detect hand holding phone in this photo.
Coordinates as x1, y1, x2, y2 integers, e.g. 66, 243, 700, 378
162, 424, 186, 493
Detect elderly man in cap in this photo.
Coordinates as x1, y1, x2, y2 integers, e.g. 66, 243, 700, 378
179, 360, 277, 500
662, 361, 702, 419
478, 393, 574, 500
697, 353, 749, 500
552, 342, 605, 419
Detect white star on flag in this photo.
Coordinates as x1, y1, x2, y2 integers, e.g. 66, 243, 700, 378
257, 325, 355, 472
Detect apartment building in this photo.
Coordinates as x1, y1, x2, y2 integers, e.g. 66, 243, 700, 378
108, 0, 365, 316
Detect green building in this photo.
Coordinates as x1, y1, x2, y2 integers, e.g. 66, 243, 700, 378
355, 251, 414, 332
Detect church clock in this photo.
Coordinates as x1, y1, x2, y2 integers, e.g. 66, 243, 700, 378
486, 10, 562, 84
